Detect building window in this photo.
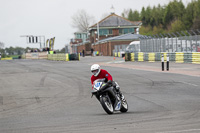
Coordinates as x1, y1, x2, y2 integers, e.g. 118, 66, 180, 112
109, 29, 112, 35
119, 28, 135, 35
124, 28, 129, 34
119, 29, 123, 34
99, 29, 107, 35
99, 29, 113, 36
76, 34, 82, 39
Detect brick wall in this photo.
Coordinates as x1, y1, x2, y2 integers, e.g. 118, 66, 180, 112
77, 45, 85, 54
77, 43, 92, 55
113, 29, 119, 36
92, 41, 132, 56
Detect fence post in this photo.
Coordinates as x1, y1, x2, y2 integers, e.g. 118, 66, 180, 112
181, 31, 188, 52
172, 33, 178, 52
187, 31, 193, 52
176, 32, 182, 52
191, 30, 198, 52
161, 54, 164, 71
167, 53, 169, 71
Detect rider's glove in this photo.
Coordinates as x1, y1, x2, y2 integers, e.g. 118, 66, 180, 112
107, 80, 112, 85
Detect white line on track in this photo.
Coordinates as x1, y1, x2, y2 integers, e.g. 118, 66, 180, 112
106, 61, 125, 64
178, 81, 198, 87
156, 128, 200, 133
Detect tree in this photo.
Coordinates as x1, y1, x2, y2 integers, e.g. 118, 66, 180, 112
122, 0, 199, 35
192, 17, 200, 29
4, 46, 25, 55
132, 10, 140, 21
183, 2, 195, 29
0, 42, 4, 49
140, 7, 147, 26
71, 9, 95, 32
163, 0, 185, 28
128, 9, 134, 21
193, 0, 200, 19
152, 25, 165, 35
0, 42, 5, 56
15, 47, 25, 55
59, 47, 66, 53
139, 25, 153, 35
192, 0, 200, 29
170, 19, 185, 32
145, 6, 152, 27
121, 9, 130, 18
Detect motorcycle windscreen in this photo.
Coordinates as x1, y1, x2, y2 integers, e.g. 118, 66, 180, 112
93, 81, 103, 91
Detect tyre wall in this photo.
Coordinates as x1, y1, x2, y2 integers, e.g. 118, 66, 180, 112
123, 52, 200, 64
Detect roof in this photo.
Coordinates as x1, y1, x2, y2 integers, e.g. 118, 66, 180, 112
93, 33, 143, 45
90, 13, 142, 29
74, 32, 88, 34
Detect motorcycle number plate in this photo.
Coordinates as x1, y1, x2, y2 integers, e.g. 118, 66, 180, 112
115, 101, 121, 111
94, 82, 102, 90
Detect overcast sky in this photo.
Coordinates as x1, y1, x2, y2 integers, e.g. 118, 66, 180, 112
0, 0, 190, 49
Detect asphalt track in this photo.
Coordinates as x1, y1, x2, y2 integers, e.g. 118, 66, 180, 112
0, 56, 200, 133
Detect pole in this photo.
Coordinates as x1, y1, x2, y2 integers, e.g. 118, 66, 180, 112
161, 54, 164, 71
40, 36, 42, 49
166, 53, 169, 71
191, 30, 197, 52
97, 22, 99, 41
172, 33, 177, 52
187, 31, 192, 52
181, 31, 187, 52
176, 32, 182, 52
167, 33, 173, 52
164, 34, 169, 52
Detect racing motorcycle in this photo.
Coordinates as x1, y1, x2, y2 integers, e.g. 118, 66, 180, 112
91, 78, 128, 114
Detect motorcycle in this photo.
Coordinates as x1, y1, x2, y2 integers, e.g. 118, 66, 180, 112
91, 78, 128, 114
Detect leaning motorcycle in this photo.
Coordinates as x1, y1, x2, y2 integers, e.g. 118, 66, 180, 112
91, 79, 128, 114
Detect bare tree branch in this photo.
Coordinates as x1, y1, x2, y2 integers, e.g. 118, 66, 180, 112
0, 42, 4, 49
71, 9, 95, 32
121, 9, 130, 19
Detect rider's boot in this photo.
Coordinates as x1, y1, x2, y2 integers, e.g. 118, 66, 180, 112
115, 86, 125, 101
113, 81, 125, 101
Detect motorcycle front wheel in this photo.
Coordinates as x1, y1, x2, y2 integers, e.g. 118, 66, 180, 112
100, 95, 114, 114
120, 99, 128, 113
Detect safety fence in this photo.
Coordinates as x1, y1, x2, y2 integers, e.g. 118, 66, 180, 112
115, 52, 200, 64
47, 53, 79, 61
139, 30, 200, 53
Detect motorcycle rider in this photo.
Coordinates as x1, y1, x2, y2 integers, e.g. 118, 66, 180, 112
90, 64, 124, 99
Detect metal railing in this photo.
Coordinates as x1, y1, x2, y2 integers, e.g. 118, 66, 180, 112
139, 29, 200, 53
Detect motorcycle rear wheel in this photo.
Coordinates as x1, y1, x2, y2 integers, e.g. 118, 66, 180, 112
100, 95, 114, 114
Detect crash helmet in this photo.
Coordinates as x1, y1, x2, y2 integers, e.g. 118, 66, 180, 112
91, 64, 101, 77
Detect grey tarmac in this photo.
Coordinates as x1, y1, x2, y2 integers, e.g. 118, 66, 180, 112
0, 56, 200, 133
